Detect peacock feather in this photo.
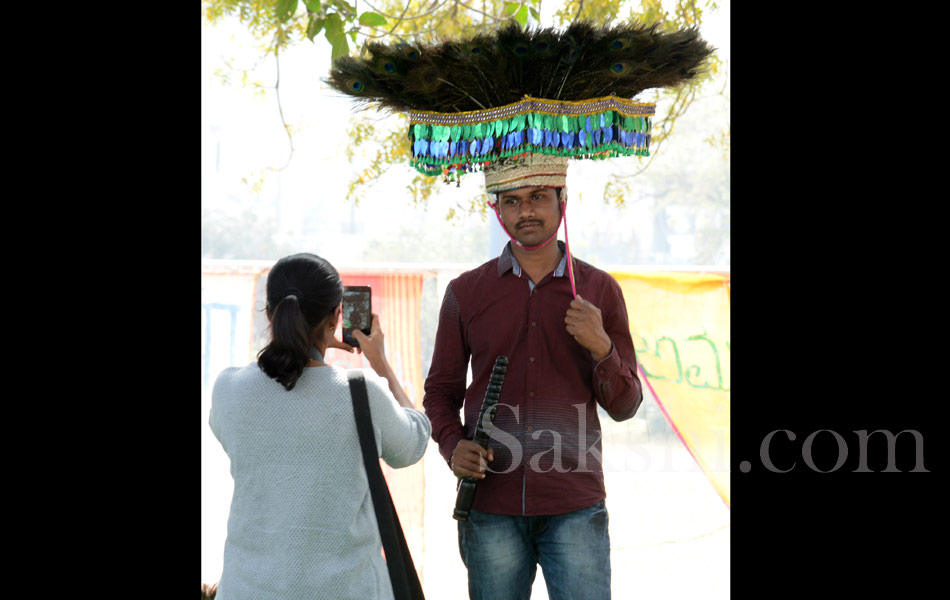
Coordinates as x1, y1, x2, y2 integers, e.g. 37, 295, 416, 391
326, 20, 714, 180
326, 20, 713, 113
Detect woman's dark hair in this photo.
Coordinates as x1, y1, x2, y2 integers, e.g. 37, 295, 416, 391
257, 253, 343, 390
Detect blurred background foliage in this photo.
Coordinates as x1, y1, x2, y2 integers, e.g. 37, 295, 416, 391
203, 0, 727, 209
201, 0, 728, 265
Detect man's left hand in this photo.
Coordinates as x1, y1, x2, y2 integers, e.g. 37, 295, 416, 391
564, 295, 613, 361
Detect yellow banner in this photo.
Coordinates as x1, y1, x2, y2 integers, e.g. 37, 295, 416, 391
610, 270, 731, 506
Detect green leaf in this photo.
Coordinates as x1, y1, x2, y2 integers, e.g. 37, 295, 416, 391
504, 2, 519, 15
303, 0, 321, 11
330, 0, 356, 15
529, 7, 540, 20
332, 37, 350, 60
515, 5, 529, 26
324, 12, 349, 59
307, 15, 325, 41
358, 11, 387, 27
276, 0, 298, 23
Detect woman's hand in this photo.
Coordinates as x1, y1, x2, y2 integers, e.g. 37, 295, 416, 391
353, 315, 414, 408
325, 336, 355, 353
352, 314, 387, 374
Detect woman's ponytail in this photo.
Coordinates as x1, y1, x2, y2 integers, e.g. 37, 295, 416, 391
257, 254, 343, 391
257, 294, 312, 390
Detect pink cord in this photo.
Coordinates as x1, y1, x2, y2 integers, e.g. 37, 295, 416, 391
562, 199, 576, 299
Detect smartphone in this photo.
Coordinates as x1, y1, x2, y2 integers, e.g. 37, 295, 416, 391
342, 285, 372, 348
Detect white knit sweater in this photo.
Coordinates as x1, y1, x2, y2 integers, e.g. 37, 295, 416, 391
209, 363, 431, 600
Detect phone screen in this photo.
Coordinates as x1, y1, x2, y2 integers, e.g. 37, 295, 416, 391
342, 286, 372, 348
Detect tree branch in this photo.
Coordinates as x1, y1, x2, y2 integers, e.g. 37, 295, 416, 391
610, 147, 660, 180
270, 42, 295, 172
361, 0, 443, 21
456, 1, 508, 22
330, 0, 358, 19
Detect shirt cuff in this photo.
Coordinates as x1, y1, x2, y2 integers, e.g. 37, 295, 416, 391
592, 342, 619, 381
439, 432, 465, 465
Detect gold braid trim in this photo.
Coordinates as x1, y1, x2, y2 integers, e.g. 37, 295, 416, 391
409, 95, 656, 126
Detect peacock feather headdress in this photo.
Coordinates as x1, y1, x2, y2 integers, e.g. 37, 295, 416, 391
327, 20, 714, 190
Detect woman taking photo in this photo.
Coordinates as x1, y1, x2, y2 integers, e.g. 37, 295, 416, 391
209, 252, 431, 599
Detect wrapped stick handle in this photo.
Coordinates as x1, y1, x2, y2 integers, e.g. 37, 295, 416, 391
453, 355, 508, 522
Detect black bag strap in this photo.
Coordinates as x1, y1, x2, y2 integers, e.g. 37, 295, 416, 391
347, 370, 425, 600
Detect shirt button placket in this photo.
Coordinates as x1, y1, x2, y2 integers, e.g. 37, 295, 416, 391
525, 293, 539, 503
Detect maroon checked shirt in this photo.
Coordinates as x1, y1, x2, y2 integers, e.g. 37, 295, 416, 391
423, 242, 643, 516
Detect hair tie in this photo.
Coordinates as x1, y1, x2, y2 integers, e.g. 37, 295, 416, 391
284, 288, 303, 300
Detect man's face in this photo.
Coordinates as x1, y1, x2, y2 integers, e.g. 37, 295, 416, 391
496, 186, 561, 247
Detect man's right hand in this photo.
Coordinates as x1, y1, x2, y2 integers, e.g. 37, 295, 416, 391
451, 439, 494, 479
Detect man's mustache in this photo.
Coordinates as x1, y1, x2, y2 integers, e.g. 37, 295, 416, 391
516, 219, 542, 229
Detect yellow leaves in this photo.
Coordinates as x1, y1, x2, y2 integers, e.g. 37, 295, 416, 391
241, 169, 269, 194
406, 174, 435, 210
635, 0, 666, 23
627, 0, 713, 33
555, 0, 622, 25
703, 128, 730, 159
205, 0, 285, 41
603, 179, 627, 208
436, 194, 491, 224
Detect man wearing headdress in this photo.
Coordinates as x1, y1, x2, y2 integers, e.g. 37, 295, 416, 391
327, 20, 712, 598
422, 152, 643, 599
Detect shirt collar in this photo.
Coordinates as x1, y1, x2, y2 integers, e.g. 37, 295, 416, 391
497, 240, 568, 279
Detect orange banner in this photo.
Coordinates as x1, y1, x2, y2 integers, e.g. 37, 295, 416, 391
321, 271, 428, 575
321, 272, 425, 410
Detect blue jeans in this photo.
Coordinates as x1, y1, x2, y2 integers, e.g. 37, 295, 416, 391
457, 500, 611, 600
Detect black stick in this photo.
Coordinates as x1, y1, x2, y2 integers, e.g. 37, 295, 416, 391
453, 355, 508, 522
